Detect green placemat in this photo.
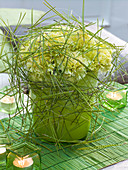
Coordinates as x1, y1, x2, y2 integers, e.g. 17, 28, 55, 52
1, 104, 128, 170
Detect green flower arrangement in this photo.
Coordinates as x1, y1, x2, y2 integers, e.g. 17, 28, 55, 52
18, 23, 117, 142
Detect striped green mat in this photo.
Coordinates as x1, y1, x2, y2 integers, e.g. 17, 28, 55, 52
1, 105, 128, 169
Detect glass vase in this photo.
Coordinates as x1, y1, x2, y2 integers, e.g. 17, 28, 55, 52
31, 72, 98, 142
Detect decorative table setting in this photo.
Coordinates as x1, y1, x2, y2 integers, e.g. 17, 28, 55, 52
0, 0, 128, 169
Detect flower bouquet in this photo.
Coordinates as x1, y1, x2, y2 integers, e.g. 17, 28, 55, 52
21, 26, 113, 142
0, 0, 125, 143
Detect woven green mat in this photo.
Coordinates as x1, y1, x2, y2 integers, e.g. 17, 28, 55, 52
1, 105, 128, 169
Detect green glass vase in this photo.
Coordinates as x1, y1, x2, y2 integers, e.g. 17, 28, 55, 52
31, 72, 98, 142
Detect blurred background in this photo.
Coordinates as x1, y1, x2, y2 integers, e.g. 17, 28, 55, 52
0, 0, 128, 42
